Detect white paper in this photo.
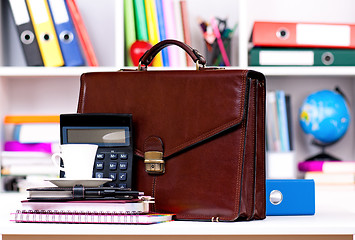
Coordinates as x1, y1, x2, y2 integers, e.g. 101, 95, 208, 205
8, 0, 30, 25
260, 50, 314, 65
297, 24, 350, 47
48, 0, 69, 24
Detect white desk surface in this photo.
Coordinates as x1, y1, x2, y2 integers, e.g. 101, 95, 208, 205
0, 185, 354, 238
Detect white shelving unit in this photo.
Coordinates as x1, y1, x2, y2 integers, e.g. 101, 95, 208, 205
1, 0, 355, 187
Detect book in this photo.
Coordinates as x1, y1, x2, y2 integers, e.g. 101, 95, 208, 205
1, 151, 54, 166
0, 151, 57, 177
7, 0, 44, 66
275, 90, 290, 151
124, 0, 136, 66
250, 47, 355, 66
4, 115, 60, 124
266, 91, 281, 152
304, 172, 355, 185
11, 211, 173, 224
13, 123, 60, 143
179, 0, 193, 66
162, 0, 179, 66
25, 0, 64, 67
47, 0, 85, 66
155, 0, 169, 66
144, 0, 163, 67
266, 90, 292, 152
66, 0, 98, 66
173, 0, 186, 67
252, 21, 355, 49
4, 141, 57, 153
133, 0, 149, 41
21, 199, 151, 213
298, 160, 355, 173
285, 95, 293, 150
1, 164, 58, 176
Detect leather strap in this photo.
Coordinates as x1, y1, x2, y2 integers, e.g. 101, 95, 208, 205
73, 185, 85, 199
144, 136, 164, 153
139, 39, 206, 69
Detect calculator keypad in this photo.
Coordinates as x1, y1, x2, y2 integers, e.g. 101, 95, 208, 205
93, 149, 132, 188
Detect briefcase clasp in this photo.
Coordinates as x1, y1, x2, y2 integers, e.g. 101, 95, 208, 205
144, 151, 165, 174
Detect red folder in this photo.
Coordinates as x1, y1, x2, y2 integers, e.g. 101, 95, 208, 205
66, 0, 98, 66
252, 21, 355, 49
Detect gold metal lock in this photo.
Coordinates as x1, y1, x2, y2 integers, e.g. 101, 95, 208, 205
144, 151, 165, 174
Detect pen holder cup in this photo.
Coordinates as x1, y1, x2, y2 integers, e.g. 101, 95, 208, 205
205, 37, 231, 66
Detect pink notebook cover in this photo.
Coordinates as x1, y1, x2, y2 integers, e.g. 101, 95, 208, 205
4, 141, 53, 153
298, 161, 325, 172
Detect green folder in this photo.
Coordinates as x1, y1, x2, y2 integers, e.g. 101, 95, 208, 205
250, 47, 355, 66
133, 0, 149, 41
124, 0, 136, 66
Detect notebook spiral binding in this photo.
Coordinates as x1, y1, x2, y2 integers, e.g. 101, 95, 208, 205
12, 209, 148, 224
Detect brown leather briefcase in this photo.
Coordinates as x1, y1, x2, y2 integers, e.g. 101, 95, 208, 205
77, 40, 266, 221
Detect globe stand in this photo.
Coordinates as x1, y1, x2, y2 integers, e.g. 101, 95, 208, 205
305, 140, 341, 161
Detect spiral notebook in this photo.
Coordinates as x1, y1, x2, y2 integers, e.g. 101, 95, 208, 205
11, 210, 173, 224
21, 199, 150, 213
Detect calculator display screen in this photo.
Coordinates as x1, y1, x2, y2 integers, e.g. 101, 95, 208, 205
64, 127, 130, 146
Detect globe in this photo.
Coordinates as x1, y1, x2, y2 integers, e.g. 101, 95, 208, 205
299, 89, 351, 145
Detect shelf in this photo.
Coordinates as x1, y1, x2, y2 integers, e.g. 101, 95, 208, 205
247, 67, 355, 77
0, 67, 119, 77
1, 66, 355, 78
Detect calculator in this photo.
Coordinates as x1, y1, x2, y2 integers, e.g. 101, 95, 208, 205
60, 113, 133, 189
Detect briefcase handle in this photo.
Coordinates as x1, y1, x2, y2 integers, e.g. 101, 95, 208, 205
138, 39, 207, 70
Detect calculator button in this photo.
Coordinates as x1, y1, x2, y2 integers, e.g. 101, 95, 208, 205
119, 153, 128, 160
96, 162, 104, 170
110, 153, 118, 160
95, 172, 104, 178
109, 173, 117, 180
118, 183, 127, 189
119, 172, 127, 181
109, 162, 117, 170
96, 153, 105, 160
119, 161, 128, 170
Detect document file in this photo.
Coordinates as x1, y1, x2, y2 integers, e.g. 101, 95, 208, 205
8, 0, 43, 66
26, 0, 64, 67
266, 179, 315, 216
253, 21, 355, 49
250, 48, 355, 66
47, 0, 84, 66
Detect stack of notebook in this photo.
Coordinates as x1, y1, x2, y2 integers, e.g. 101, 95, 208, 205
11, 185, 173, 224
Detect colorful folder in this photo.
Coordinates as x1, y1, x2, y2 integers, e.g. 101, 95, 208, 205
26, 0, 64, 67
252, 21, 355, 49
66, 0, 98, 66
250, 47, 355, 66
7, 0, 43, 66
173, 0, 186, 67
47, 0, 84, 66
266, 179, 315, 216
124, 0, 136, 66
144, 0, 163, 67
155, 0, 169, 66
162, 0, 179, 66
133, 0, 149, 41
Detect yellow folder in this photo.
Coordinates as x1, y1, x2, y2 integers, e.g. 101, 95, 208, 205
26, 0, 64, 67
144, 0, 163, 67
